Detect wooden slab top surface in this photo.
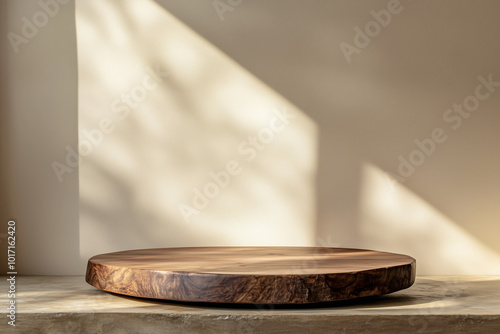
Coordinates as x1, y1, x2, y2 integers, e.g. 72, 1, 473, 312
86, 247, 416, 304
87, 247, 413, 275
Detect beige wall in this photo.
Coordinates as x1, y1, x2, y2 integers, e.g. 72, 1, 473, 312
2, 0, 500, 275
1, 0, 79, 274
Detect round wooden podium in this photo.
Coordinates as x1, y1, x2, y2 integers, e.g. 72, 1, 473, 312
86, 247, 415, 304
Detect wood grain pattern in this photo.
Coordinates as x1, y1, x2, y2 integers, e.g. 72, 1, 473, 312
86, 247, 416, 304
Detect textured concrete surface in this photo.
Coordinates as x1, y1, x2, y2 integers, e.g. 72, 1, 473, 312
1, 276, 499, 333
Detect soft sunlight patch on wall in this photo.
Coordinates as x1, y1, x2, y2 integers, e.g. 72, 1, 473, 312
76, 0, 317, 260
359, 163, 500, 274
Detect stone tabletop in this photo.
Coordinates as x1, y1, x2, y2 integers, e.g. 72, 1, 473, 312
1, 275, 499, 333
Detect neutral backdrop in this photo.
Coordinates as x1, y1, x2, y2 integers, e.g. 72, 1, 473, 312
2, 0, 500, 275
